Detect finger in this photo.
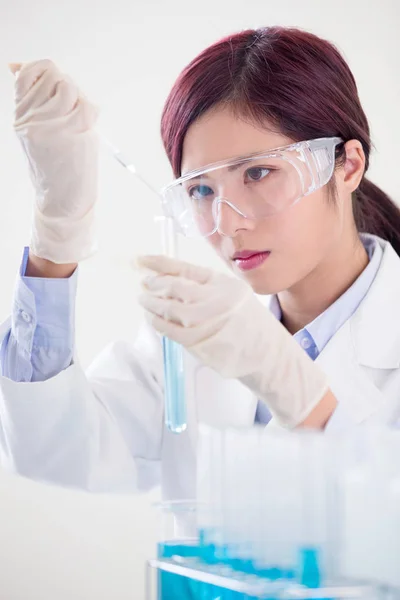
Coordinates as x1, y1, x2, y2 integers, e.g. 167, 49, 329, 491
13, 59, 60, 104
142, 274, 208, 303
9, 63, 22, 76
139, 293, 202, 327
137, 255, 212, 284
15, 78, 79, 125
66, 95, 99, 132
147, 312, 188, 340
147, 312, 215, 349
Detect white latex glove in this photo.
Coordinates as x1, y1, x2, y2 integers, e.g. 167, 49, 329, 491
10, 59, 99, 263
138, 255, 330, 429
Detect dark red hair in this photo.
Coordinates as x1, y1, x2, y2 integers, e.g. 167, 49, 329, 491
161, 26, 400, 254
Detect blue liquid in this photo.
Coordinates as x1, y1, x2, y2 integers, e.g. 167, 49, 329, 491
298, 547, 333, 600
157, 541, 201, 599
157, 541, 248, 600
198, 530, 288, 579
163, 337, 187, 434
299, 547, 321, 588
198, 530, 282, 599
157, 537, 324, 599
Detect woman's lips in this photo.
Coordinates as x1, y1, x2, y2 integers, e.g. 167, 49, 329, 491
233, 251, 271, 271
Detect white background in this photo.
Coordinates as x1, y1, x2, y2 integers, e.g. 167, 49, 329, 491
0, 0, 399, 598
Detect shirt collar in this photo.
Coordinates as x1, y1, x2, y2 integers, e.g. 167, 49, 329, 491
268, 234, 383, 356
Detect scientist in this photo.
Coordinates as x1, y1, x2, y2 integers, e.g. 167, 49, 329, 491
1, 26, 400, 497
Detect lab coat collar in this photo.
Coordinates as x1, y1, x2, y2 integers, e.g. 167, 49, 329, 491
314, 237, 400, 425
261, 236, 400, 369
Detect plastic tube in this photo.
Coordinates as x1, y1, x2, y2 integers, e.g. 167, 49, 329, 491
160, 216, 187, 434
101, 134, 187, 434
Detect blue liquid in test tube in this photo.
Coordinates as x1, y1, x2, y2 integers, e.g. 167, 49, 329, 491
163, 336, 186, 433
161, 216, 187, 434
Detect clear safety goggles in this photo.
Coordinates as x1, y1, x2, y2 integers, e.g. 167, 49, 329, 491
161, 137, 343, 238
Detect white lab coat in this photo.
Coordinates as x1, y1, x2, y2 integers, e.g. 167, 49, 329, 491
0, 235, 399, 498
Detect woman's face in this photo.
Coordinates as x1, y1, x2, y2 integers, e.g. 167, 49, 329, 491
180, 107, 354, 295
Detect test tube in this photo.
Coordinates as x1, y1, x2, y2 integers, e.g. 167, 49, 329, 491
101, 134, 188, 434
160, 216, 187, 434
298, 433, 328, 588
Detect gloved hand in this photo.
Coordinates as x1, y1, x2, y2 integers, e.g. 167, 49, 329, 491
9, 59, 99, 264
138, 255, 330, 429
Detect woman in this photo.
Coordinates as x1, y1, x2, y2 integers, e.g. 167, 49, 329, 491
1, 27, 400, 497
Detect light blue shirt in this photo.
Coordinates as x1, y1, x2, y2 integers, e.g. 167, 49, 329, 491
255, 235, 383, 423
0, 236, 383, 409
0, 247, 77, 382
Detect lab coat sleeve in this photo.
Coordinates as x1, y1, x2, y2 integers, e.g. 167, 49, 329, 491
0, 322, 165, 493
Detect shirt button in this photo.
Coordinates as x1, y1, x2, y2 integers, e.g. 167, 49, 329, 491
301, 337, 312, 350
20, 310, 31, 323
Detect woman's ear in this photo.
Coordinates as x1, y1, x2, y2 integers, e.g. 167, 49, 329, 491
337, 139, 366, 193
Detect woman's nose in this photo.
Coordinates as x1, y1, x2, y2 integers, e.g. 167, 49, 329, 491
214, 198, 256, 237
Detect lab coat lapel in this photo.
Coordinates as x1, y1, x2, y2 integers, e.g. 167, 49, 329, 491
316, 240, 400, 424
315, 322, 384, 423
349, 240, 400, 370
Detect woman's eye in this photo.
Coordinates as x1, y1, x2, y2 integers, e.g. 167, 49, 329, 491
188, 184, 214, 200
246, 167, 271, 182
